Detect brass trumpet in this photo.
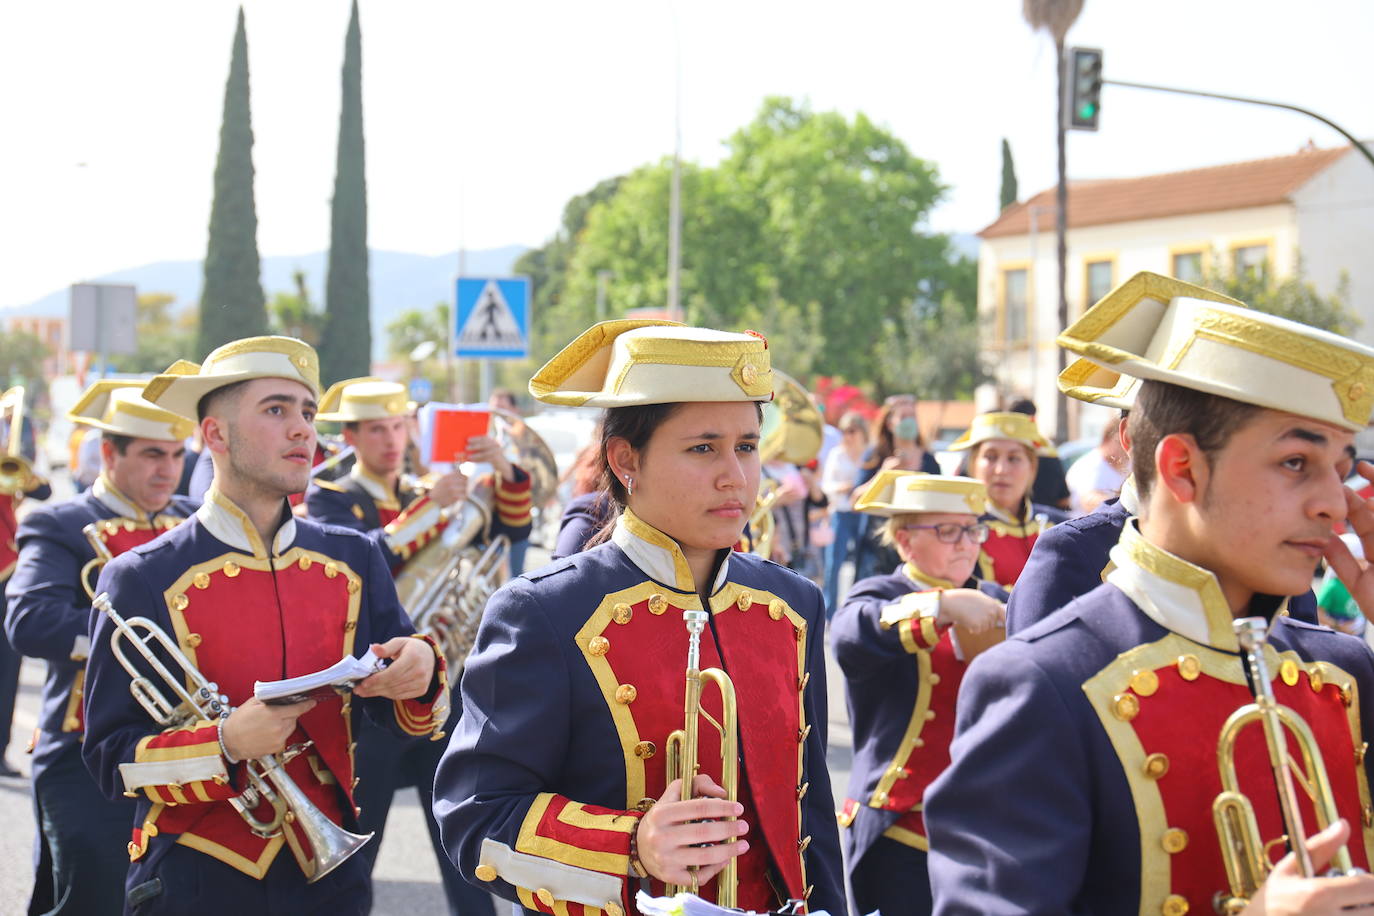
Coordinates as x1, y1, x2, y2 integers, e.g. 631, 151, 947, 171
1212, 617, 1363, 913
665, 609, 740, 907
0, 386, 36, 496
94, 592, 373, 883
79, 522, 116, 600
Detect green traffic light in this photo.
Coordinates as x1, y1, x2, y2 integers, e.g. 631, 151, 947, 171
1079, 102, 1098, 119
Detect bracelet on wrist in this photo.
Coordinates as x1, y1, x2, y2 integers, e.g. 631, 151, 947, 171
216, 712, 238, 765
628, 814, 649, 879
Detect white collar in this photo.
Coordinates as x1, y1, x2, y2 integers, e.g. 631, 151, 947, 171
348, 463, 400, 505
1119, 475, 1140, 515
1107, 519, 1240, 652
611, 508, 731, 595
196, 486, 296, 559
92, 474, 150, 520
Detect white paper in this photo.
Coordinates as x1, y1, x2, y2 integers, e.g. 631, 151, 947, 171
253, 653, 387, 704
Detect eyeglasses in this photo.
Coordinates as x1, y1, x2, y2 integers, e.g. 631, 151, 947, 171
904, 522, 991, 545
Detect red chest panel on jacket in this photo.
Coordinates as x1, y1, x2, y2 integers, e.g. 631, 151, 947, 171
91, 518, 177, 558
1118, 660, 1370, 909
593, 588, 806, 909
167, 551, 365, 827
982, 530, 1037, 587
889, 631, 967, 839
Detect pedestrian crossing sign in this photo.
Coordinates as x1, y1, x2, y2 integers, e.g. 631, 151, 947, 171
454, 277, 531, 359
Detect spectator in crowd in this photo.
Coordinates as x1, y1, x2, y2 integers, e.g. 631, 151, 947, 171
72, 426, 102, 492
821, 411, 871, 615
1064, 415, 1130, 514
851, 395, 941, 581
1007, 397, 1071, 510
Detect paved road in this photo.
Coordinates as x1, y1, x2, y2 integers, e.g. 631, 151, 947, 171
0, 492, 857, 914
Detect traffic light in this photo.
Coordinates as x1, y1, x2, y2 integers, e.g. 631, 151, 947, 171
1064, 47, 1103, 131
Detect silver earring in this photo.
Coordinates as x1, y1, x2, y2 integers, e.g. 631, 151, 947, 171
625, 476, 634, 497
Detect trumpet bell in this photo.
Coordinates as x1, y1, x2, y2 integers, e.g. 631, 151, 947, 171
0, 454, 34, 495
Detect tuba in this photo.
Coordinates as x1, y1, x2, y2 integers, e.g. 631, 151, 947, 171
0, 387, 36, 495
394, 408, 559, 672
94, 593, 373, 883
750, 371, 824, 560
664, 609, 740, 907
1212, 616, 1364, 912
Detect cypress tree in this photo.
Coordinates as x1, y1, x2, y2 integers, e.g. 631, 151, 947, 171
319, 0, 371, 383
198, 7, 268, 358
999, 138, 1019, 212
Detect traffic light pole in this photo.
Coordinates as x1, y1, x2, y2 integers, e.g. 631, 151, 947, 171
1104, 78, 1374, 171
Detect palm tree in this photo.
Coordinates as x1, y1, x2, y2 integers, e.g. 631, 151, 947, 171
1022, 0, 1083, 443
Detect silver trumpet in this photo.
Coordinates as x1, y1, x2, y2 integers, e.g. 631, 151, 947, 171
95, 592, 373, 883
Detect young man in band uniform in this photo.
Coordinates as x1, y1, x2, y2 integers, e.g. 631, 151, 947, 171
82, 338, 447, 914
926, 272, 1374, 915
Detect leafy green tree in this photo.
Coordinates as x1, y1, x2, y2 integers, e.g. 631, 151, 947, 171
111, 293, 198, 374
197, 7, 268, 358
319, 0, 371, 384
386, 302, 451, 396
1203, 261, 1360, 337
557, 98, 954, 392
0, 331, 49, 389
269, 270, 325, 345
561, 162, 768, 338
1000, 138, 1019, 211
718, 97, 950, 386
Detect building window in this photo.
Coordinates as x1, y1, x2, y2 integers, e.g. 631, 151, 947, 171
1001, 268, 1028, 346
1084, 260, 1114, 307
1232, 244, 1270, 278
1172, 251, 1204, 283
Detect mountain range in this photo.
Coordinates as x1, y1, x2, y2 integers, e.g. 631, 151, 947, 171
6, 246, 528, 361
6, 232, 979, 362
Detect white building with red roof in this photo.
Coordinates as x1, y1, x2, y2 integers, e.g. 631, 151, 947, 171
977, 144, 1374, 439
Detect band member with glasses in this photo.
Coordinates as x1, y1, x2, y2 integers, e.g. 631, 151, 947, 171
7, 381, 197, 915
831, 471, 1006, 916
949, 412, 1068, 589
926, 273, 1374, 914
82, 338, 447, 915
435, 320, 842, 915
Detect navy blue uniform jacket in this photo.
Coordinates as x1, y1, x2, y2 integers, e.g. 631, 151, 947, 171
1007, 496, 1318, 633
926, 581, 1374, 914
6, 489, 196, 782
434, 512, 843, 916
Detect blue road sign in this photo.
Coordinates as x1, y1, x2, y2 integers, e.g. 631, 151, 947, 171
455, 277, 531, 359
408, 377, 434, 404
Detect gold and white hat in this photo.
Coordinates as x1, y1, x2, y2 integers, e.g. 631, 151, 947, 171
67, 380, 196, 442
316, 377, 409, 423
529, 319, 773, 408
948, 412, 1051, 453
854, 470, 987, 517
1058, 363, 1139, 411
1058, 271, 1374, 431
143, 336, 321, 419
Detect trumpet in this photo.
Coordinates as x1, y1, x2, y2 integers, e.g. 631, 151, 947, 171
1212, 616, 1364, 912
0, 386, 36, 496
94, 592, 373, 883
80, 522, 117, 600
664, 610, 740, 907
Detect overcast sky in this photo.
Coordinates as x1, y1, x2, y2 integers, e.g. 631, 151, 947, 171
2, 0, 1371, 309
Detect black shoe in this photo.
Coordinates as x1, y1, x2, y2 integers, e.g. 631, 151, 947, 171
0, 760, 21, 778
